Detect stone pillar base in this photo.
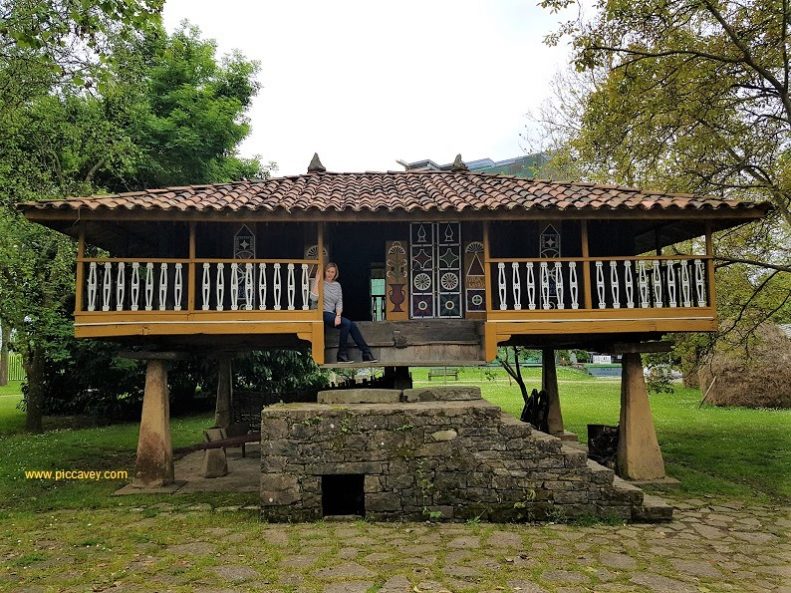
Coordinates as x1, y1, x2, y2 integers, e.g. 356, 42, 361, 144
617, 353, 666, 480
542, 348, 564, 435
133, 360, 174, 487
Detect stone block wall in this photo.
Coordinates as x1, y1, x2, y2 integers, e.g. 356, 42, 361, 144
260, 387, 650, 523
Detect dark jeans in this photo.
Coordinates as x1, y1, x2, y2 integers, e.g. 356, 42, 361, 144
323, 311, 371, 354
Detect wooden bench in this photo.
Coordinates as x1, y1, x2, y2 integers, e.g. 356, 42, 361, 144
428, 368, 459, 381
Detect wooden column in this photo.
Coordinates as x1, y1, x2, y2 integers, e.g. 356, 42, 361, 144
134, 360, 174, 487
317, 222, 325, 311
580, 221, 592, 309
312, 223, 326, 365
542, 348, 564, 435
214, 357, 233, 429
187, 222, 196, 311
705, 222, 716, 309
74, 222, 85, 314
482, 221, 498, 361
617, 353, 666, 480
483, 221, 493, 312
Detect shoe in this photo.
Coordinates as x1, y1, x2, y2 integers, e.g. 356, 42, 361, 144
362, 352, 378, 363
336, 352, 352, 363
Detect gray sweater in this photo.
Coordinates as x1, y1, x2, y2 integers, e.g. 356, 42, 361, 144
310, 280, 343, 314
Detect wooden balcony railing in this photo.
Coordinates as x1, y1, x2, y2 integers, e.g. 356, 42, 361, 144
489, 255, 711, 312
79, 258, 319, 314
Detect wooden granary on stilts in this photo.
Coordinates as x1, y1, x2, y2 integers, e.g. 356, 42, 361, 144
21, 155, 769, 521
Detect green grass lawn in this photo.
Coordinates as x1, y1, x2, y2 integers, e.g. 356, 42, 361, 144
0, 369, 788, 514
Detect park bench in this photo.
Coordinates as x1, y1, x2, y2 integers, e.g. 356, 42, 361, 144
427, 368, 459, 381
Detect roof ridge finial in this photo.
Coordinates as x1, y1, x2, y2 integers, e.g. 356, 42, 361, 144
451, 154, 468, 172
308, 153, 326, 173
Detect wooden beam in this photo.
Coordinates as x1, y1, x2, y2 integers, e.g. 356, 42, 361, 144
603, 341, 673, 354
22, 207, 770, 224
580, 220, 592, 309
74, 222, 85, 314
118, 351, 192, 361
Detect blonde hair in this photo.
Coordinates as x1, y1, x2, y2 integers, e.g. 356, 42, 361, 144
325, 262, 339, 280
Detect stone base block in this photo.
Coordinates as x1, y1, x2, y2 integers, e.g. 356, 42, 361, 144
401, 386, 481, 402
260, 396, 659, 524
318, 389, 402, 404
633, 494, 674, 523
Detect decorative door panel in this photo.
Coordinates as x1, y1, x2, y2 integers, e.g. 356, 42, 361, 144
409, 222, 462, 319
385, 240, 409, 320
410, 223, 435, 318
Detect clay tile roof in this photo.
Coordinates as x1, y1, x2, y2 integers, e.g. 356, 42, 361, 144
19, 171, 771, 217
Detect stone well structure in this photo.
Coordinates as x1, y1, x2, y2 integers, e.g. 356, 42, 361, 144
260, 387, 670, 523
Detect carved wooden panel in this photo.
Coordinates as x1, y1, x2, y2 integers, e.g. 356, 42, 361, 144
410, 223, 435, 318
540, 221, 561, 308
409, 222, 462, 319
464, 240, 486, 318
304, 244, 329, 277
385, 240, 409, 321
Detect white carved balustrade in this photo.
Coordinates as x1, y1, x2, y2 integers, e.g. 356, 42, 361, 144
80, 258, 318, 313
489, 256, 708, 312
196, 260, 314, 311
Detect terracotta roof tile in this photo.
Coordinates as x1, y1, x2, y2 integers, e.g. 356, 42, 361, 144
19, 171, 770, 217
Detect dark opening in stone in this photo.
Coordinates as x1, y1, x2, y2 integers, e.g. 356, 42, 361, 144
322, 474, 365, 517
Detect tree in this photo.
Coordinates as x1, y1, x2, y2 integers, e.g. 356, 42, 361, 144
535, 0, 791, 362
541, 0, 790, 225
0, 20, 267, 431
0, 0, 163, 118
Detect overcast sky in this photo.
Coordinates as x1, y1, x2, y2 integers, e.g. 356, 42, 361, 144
162, 1, 583, 176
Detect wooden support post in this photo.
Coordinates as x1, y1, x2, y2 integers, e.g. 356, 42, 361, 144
483, 221, 497, 361
187, 222, 196, 312
705, 222, 716, 309
311, 222, 326, 365
317, 222, 325, 313
617, 352, 666, 480
384, 366, 412, 390
483, 221, 493, 313
580, 221, 592, 309
214, 357, 233, 429
74, 222, 85, 314
134, 360, 174, 487
542, 348, 564, 435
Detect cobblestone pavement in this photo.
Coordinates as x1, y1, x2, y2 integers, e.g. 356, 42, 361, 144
2, 494, 789, 593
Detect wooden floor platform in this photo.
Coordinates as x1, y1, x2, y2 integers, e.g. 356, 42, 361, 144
323, 320, 485, 367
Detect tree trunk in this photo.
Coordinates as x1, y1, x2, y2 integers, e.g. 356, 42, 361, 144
23, 346, 44, 433
0, 322, 9, 386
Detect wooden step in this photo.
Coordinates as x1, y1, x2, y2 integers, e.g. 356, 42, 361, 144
324, 320, 483, 347
323, 320, 485, 367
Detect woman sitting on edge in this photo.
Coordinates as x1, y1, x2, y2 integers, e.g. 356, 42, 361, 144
310, 262, 377, 364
